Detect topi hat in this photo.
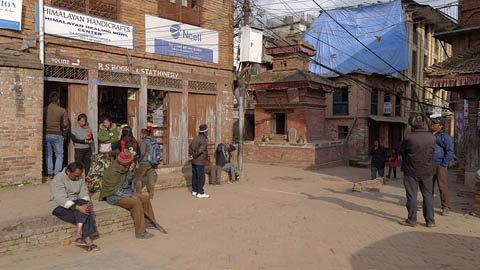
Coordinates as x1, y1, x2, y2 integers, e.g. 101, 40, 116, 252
430, 116, 445, 126
117, 150, 133, 167
199, 124, 208, 133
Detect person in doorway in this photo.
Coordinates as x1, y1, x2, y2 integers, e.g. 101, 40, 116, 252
189, 124, 209, 198
49, 162, 99, 252
112, 126, 140, 161
44, 92, 69, 180
215, 143, 239, 184
71, 114, 94, 178
100, 151, 161, 239
399, 115, 437, 227
386, 148, 398, 179
430, 116, 454, 216
98, 117, 119, 155
135, 129, 157, 199
369, 139, 387, 179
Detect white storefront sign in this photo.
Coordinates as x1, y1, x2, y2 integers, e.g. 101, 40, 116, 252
97, 63, 180, 79
36, 4, 134, 49
145, 15, 219, 63
0, 0, 22, 31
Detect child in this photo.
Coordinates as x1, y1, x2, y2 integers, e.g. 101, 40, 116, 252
386, 148, 398, 179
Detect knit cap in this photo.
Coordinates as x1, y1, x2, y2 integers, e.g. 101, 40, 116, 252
117, 151, 133, 167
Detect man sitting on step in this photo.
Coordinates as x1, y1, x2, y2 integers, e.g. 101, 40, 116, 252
215, 143, 239, 184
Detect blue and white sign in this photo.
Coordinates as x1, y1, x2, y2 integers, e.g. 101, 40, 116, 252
36, 4, 134, 49
0, 0, 22, 31
145, 15, 219, 64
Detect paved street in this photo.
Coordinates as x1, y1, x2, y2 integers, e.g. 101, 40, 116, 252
1, 163, 479, 270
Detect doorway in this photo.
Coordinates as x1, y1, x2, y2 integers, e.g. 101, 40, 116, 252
43, 81, 69, 176
98, 86, 139, 137
274, 113, 286, 135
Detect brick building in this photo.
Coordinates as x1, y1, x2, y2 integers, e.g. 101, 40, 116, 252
244, 37, 343, 168
0, 0, 234, 185
326, 73, 409, 161
425, 0, 480, 215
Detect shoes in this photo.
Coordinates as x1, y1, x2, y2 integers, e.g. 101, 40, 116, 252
196, 193, 210, 198
235, 174, 240, 180
192, 192, 198, 196
398, 219, 417, 227
441, 208, 449, 216
146, 223, 155, 229
426, 222, 436, 228
136, 232, 155, 239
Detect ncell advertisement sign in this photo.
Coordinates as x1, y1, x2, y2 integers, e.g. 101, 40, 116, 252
0, 0, 22, 31
36, 4, 134, 50
145, 15, 219, 64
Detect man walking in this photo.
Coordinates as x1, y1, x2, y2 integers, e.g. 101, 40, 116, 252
431, 116, 454, 216
369, 139, 387, 179
135, 129, 157, 199
399, 116, 437, 227
189, 124, 209, 198
44, 92, 69, 180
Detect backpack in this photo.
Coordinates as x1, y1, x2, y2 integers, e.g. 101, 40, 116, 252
146, 138, 162, 167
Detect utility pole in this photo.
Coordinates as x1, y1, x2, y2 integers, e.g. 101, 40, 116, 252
238, 0, 250, 171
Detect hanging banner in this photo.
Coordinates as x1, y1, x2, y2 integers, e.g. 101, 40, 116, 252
0, 0, 22, 31
145, 15, 218, 63
36, 4, 134, 49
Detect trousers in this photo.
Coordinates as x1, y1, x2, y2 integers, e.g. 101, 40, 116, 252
403, 175, 435, 225
44, 134, 64, 175
433, 165, 450, 209
52, 199, 96, 238
371, 167, 384, 180
191, 164, 206, 194
74, 148, 92, 178
116, 193, 156, 235
134, 165, 156, 199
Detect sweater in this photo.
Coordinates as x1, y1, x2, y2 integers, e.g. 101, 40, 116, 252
48, 168, 90, 212
71, 126, 91, 149
44, 103, 69, 136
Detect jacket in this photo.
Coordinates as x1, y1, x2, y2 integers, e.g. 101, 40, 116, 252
112, 136, 140, 161
99, 161, 129, 201
48, 168, 90, 212
388, 153, 398, 168
369, 145, 387, 169
215, 143, 236, 167
433, 130, 454, 167
44, 103, 69, 137
98, 123, 119, 144
138, 137, 153, 167
400, 128, 436, 177
189, 134, 208, 166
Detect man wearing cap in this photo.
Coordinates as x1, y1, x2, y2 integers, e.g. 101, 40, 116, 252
430, 116, 454, 216
189, 124, 210, 198
399, 115, 437, 227
100, 151, 162, 239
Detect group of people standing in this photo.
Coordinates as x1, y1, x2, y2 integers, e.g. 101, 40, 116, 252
369, 115, 454, 227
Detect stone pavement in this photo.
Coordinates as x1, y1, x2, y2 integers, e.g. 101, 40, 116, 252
0, 163, 479, 270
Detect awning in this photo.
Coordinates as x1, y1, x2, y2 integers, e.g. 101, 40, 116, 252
369, 115, 408, 125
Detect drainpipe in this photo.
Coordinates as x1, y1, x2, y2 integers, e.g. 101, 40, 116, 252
39, 0, 45, 65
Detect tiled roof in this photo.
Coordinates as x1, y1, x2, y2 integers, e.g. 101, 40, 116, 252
250, 69, 334, 87
425, 47, 480, 77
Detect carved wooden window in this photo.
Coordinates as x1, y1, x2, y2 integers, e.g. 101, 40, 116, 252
188, 80, 217, 92
44, 65, 88, 81
51, 0, 119, 21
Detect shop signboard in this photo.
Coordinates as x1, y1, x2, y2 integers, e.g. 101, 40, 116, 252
36, 4, 134, 49
145, 15, 219, 64
0, 0, 22, 31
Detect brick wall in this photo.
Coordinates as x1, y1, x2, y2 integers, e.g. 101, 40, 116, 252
306, 107, 326, 142
0, 66, 43, 186
286, 108, 307, 141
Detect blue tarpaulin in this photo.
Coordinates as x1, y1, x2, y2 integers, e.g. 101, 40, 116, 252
303, 0, 408, 75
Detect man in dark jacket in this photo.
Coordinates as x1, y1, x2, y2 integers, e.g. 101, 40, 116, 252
44, 92, 70, 180
430, 116, 454, 216
215, 143, 239, 184
369, 139, 387, 179
189, 124, 209, 198
399, 115, 437, 227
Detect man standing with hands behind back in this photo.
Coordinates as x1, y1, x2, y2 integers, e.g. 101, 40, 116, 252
189, 124, 209, 198
430, 116, 454, 216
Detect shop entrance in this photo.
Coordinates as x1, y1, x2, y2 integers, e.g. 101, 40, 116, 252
98, 86, 139, 137
148, 89, 168, 165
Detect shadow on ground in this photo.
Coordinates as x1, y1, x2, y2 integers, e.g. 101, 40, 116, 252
351, 231, 480, 270
301, 192, 404, 223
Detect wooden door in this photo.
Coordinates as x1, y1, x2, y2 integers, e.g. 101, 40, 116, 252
68, 84, 89, 163
168, 92, 183, 164
127, 89, 139, 138
188, 94, 217, 161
